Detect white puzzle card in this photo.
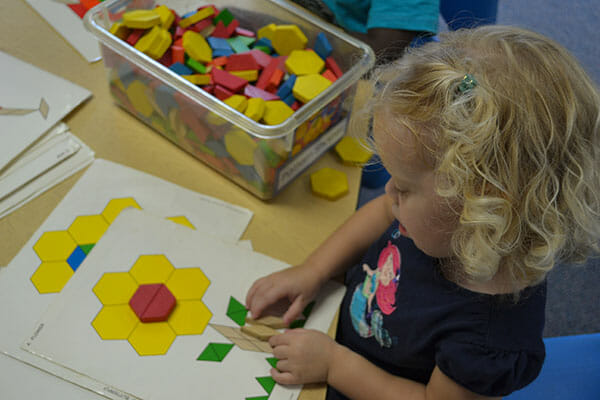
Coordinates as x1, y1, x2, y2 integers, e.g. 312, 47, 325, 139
0, 158, 253, 381
0, 51, 92, 171
24, 0, 102, 62
22, 209, 345, 400
0, 122, 95, 218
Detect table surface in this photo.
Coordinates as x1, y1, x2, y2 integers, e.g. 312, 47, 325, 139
0, 1, 362, 399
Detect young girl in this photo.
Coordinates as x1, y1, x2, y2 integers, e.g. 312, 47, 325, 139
246, 25, 600, 399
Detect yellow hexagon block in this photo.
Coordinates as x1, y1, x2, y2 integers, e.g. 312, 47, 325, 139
293, 74, 332, 103
102, 197, 142, 224
285, 50, 325, 76
223, 94, 248, 113
224, 129, 257, 166
93, 272, 139, 305
263, 100, 294, 126
68, 215, 110, 245
128, 322, 176, 355
166, 268, 210, 300
310, 167, 349, 201
129, 255, 175, 284
271, 25, 308, 56
334, 136, 373, 165
122, 9, 160, 29
31, 261, 74, 293
92, 305, 139, 340
244, 97, 266, 121
33, 231, 78, 262
166, 216, 196, 230
168, 300, 212, 335
126, 80, 154, 118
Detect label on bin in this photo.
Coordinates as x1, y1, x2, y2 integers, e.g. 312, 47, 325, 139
276, 120, 347, 192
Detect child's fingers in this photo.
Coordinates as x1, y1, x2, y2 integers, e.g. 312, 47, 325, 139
282, 297, 306, 325
248, 284, 287, 319
270, 368, 298, 385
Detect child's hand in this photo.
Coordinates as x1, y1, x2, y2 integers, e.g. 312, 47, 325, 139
269, 328, 338, 385
246, 264, 322, 326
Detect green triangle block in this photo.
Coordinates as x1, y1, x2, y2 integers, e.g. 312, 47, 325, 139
302, 301, 315, 318
266, 357, 278, 368
197, 343, 234, 362
227, 296, 248, 326
213, 8, 234, 26
256, 376, 276, 394
246, 397, 269, 400
80, 243, 95, 255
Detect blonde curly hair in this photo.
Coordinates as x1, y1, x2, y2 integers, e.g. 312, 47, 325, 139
355, 25, 600, 288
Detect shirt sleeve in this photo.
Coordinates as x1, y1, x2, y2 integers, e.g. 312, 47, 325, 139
367, 0, 440, 33
435, 338, 545, 396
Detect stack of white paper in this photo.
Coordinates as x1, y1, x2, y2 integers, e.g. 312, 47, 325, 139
0, 51, 94, 218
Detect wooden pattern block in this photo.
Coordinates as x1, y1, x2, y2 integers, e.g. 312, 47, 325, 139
244, 85, 280, 101
129, 283, 177, 322
153, 5, 175, 29
182, 31, 212, 62
314, 32, 333, 60
230, 69, 258, 82
257, 23, 276, 40
225, 53, 259, 71
212, 67, 248, 92
334, 136, 373, 165
109, 22, 131, 40
241, 323, 280, 341
292, 74, 332, 103
263, 100, 293, 125
122, 9, 160, 29
271, 25, 307, 56
325, 56, 343, 78
178, 7, 214, 29
244, 97, 266, 121
246, 315, 287, 329
285, 50, 325, 75
134, 25, 172, 60
310, 167, 349, 200
210, 324, 273, 353
223, 94, 248, 113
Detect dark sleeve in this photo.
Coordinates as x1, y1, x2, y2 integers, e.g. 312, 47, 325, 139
435, 338, 545, 397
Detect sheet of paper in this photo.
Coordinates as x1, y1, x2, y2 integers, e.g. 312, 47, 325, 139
0, 352, 104, 400
22, 209, 344, 400
23, 0, 102, 62
0, 123, 95, 216
0, 159, 253, 390
0, 51, 91, 171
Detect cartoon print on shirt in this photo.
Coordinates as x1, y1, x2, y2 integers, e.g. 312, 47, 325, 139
350, 241, 401, 347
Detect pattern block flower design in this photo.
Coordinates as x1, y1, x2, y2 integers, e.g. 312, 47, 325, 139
92, 254, 211, 356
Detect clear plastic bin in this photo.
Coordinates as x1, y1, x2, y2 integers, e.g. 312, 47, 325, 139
85, 0, 374, 199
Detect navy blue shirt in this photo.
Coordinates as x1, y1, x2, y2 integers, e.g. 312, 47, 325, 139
328, 222, 546, 398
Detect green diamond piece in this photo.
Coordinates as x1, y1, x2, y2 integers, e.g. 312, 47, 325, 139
256, 376, 276, 394
227, 296, 248, 326
197, 343, 234, 362
246, 397, 269, 400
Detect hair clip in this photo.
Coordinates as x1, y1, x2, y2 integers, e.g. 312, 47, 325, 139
457, 73, 478, 93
